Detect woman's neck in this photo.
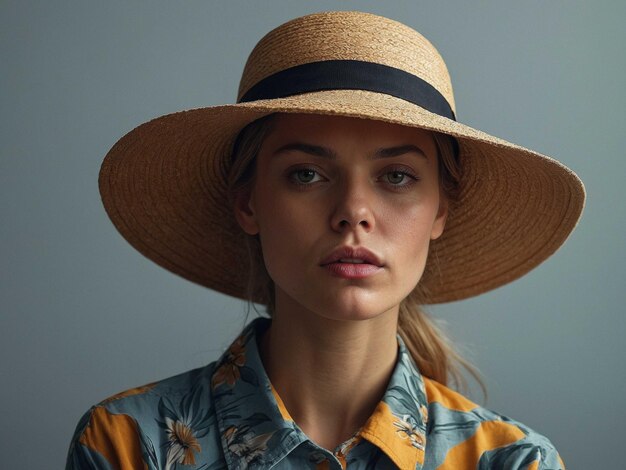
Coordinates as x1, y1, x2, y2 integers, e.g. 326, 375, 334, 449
259, 291, 400, 451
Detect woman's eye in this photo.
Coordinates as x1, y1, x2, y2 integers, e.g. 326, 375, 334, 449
287, 167, 416, 188
289, 168, 322, 185
383, 169, 417, 187
386, 171, 408, 185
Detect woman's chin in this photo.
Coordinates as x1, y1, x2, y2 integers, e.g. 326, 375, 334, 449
309, 295, 400, 323
274, 284, 402, 323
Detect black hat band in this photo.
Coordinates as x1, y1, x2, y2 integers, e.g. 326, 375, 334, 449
238, 59, 456, 121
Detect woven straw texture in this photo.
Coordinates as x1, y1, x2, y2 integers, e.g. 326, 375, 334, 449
99, 11, 585, 304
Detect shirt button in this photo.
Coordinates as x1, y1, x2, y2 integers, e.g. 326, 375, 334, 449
308, 451, 328, 463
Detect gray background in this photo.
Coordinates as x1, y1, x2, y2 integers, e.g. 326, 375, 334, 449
2, 1, 624, 468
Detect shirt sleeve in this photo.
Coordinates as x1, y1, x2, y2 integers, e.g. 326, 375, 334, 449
65, 407, 112, 470
65, 405, 148, 470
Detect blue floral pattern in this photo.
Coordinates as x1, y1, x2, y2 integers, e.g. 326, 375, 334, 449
66, 317, 565, 469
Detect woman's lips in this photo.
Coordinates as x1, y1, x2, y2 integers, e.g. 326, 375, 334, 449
323, 262, 382, 279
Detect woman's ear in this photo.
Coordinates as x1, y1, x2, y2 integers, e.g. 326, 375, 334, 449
233, 189, 260, 235
430, 196, 448, 240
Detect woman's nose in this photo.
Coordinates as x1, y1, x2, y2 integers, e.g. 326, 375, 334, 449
329, 177, 376, 234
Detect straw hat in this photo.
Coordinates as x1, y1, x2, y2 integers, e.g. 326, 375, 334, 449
99, 11, 585, 304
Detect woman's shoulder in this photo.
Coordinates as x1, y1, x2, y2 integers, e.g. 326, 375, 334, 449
91, 360, 218, 416
102, 362, 216, 408
66, 362, 220, 469
76, 360, 217, 419
422, 377, 565, 469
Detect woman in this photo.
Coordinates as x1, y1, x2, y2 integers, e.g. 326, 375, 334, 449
66, 11, 584, 470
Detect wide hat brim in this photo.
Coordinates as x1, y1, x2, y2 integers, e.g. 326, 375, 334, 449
99, 88, 585, 304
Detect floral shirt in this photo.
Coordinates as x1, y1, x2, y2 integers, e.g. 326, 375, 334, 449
66, 317, 565, 470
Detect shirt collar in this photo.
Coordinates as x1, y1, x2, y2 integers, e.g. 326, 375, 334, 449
211, 317, 304, 469
211, 317, 428, 469
359, 331, 428, 468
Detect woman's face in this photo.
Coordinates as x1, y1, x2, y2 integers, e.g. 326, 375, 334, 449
234, 113, 447, 322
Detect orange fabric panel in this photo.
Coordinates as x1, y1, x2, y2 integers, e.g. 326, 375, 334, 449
78, 406, 148, 470
360, 401, 424, 469
438, 420, 525, 469
423, 377, 478, 412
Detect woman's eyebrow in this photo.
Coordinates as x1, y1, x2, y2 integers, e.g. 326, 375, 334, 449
271, 143, 427, 160
272, 142, 337, 159
371, 145, 427, 160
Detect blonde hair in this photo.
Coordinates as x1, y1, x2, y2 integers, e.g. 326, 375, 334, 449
227, 113, 485, 397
